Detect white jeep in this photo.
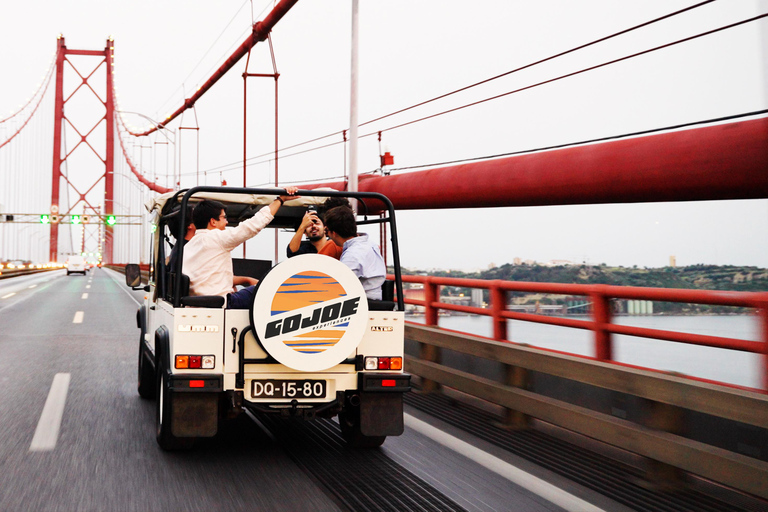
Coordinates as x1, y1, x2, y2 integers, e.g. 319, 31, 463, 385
125, 187, 410, 450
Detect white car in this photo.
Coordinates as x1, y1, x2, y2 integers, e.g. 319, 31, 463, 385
66, 255, 87, 275
126, 187, 410, 451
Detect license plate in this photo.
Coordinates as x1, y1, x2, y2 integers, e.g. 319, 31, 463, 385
251, 379, 326, 399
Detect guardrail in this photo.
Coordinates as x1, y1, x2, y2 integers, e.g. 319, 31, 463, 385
405, 323, 768, 498
393, 274, 768, 391
394, 274, 768, 497
0, 266, 62, 280
105, 263, 149, 283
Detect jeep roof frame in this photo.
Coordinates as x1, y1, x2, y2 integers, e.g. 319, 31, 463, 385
165, 186, 404, 310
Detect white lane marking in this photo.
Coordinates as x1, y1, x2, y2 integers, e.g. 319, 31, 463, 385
86, 285, 91, 289
29, 373, 71, 452
405, 415, 607, 512
73, 311, 84, 323
0, 274, 63, 313
81, 293, 88, 299
28, 284, 37, 289
1, 293, 15, 299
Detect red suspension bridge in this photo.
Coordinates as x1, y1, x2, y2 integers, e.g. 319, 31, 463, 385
1, 1, 768, 508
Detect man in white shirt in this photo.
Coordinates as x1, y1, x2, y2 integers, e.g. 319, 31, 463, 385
182, 187, 298, 308
324, 206, 386, 300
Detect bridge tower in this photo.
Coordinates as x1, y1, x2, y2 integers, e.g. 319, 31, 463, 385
50, 36, 115, 263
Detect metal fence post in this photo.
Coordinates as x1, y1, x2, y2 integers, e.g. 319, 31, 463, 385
590, 286, 612, 361
424, 277, 439, 327
758, 296, 768, 392
491, 281, 507, 341
421, 277, 441, 392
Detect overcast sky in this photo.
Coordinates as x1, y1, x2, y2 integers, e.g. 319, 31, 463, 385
1, 0, 767, 270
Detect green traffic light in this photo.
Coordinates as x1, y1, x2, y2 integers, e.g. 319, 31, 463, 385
40, 214, 50, 224
106, 215, 116, 226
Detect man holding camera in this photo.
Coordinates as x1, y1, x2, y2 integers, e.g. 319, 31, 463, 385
287, 207, 338, 258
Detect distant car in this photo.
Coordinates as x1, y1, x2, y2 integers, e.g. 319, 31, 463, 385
66, 256, 87, 275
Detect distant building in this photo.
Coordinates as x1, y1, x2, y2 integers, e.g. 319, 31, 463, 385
471, 288, 484, 307
670, 255, 676, 267
543, 259, 575, 267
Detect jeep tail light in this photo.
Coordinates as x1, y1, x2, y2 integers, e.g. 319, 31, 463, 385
175, 355, 215, 369
364, 356, 402, 370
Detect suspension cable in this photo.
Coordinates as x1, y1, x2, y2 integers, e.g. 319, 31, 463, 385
0, 64, 55, 149
386, 108, 768, 173
360, 12, 768, 141
0, 55, 56, 125
197, 9, 768, 181
200, 0, 717, 176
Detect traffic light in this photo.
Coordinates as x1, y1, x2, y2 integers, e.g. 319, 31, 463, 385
71, 215, 81, 225
40, 214, 50, 224
106, 215, 116, 226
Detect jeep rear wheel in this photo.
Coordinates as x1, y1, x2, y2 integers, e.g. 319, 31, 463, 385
155, 362, 193, 451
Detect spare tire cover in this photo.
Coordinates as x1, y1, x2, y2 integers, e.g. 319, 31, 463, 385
249, 254, 369, 371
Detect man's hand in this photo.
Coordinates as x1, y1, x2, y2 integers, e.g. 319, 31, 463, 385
280, 186, 299, 202
299, 211, 319, 231
233, 276, 259, 287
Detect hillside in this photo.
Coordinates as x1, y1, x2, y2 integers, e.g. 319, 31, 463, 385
403, 263, 768, 292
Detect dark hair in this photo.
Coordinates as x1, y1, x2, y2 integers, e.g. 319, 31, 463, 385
192, 200, 226, 229
167, 206, 193, 239
322, 196, 352, 212
323, 206, 356, 238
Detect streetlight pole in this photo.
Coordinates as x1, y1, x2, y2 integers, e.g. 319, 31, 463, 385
348, 0, 359, 210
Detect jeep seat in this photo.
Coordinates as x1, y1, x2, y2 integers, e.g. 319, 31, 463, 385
171, 272, 226, 308
367, 280, 396, 311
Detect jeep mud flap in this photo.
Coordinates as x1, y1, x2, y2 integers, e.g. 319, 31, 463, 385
169, 374, 222, 438
358, 373, 411, 437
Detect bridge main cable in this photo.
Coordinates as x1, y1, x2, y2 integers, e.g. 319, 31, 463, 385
130, 0, 299, 138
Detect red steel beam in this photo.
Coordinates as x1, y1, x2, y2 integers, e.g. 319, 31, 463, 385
305, 117, 768, 210
135, 0, 299, 137
49, 37, 66, 262
105, 38, 115, 264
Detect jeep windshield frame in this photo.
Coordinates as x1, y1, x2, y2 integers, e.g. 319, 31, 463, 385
164, 186, 404, 311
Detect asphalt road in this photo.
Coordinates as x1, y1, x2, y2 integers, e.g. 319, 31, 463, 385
0, 268, 616, 512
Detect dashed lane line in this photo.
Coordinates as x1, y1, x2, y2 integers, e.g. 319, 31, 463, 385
86, 285, 91, 289
81, 293, 88, 299
1, 293, 16, 299
405, 414, 607, 512
28, 284, 37, 289
73, 311, 84, 323
29, 373, 71, 452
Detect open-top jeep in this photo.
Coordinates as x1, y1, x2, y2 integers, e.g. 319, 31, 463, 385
125, 187, 410, 450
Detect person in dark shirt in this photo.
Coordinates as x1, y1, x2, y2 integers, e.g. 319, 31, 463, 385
287, 208, 332, 257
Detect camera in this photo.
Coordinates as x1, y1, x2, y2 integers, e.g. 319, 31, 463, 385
307, 205, 317, 212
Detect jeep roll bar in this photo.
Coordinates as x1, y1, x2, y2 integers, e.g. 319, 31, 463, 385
169, 187, 405, 311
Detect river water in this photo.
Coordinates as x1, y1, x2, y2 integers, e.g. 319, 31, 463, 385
407, 314, 762, 389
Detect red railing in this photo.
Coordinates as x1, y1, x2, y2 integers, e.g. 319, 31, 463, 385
391, 274, 768, 391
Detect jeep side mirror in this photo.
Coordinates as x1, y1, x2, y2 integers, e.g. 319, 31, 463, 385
125, 264, 142, 288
